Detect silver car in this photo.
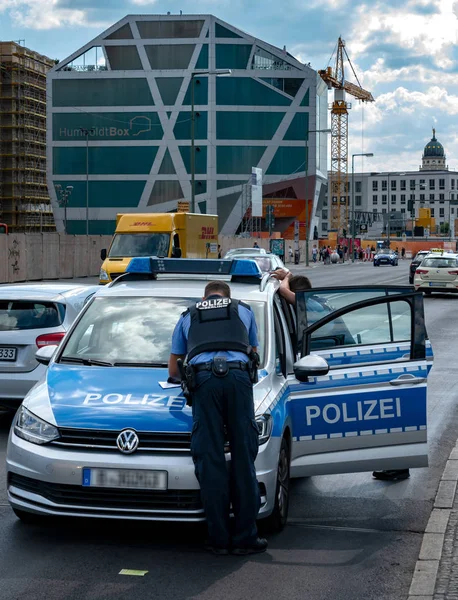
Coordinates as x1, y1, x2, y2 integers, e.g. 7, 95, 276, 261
0, 284, 98, 409
224, 247, 267, 258
236, 253, 286, 273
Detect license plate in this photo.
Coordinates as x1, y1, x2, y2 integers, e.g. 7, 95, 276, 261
82, 468, 168, 490
429, 282, 444, 287
0, 347, 17, 361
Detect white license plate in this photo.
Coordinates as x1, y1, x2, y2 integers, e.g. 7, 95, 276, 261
429, 282, 444, 287
0, 347, 17, 361
82, 468, 167, 490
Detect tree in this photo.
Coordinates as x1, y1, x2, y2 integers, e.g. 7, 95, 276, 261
440, 222, 450, 235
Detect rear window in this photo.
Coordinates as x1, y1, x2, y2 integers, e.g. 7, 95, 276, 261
422, 257, 458, 268
0, 301, 64, 331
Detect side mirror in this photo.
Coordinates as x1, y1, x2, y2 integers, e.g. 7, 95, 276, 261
293, 355, 329, 382
172, 247, 182, 258
35, 345, 59, 367
100, 249, 107, 261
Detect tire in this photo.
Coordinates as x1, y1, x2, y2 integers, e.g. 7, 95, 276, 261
12, 508, 46, 525
262, 436, 290, 533
409, 276, 414, 285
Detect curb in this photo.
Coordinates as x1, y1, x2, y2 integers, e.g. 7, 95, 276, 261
407, 443, 458, 599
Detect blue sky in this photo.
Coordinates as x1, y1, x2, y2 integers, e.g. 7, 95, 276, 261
1, 0, 457, 173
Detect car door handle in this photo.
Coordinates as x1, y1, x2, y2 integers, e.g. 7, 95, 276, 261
390, 374, 426, 386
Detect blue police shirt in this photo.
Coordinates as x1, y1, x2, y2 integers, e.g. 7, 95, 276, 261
171, 303, 259, 365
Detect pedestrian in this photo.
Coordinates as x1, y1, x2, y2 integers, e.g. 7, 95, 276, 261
253, 241, 260, 249
370, 245, 375, 261
288, 245, 293, 263
401, 247, 406, 260
365, 245, 371, 262
217, 245, 222, 259
168, 280, 267, 556
312, 245, 317, 263
359, 248, 364, 261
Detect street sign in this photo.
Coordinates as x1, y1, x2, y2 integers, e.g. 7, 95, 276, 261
339, 196, 347, 205
359, 223, 368, 233
177, 201, 190, 213
332, 196, 338, 204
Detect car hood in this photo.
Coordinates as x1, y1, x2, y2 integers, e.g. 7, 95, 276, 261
23, 363, 272, 431
376, 253, 393, 258
39, 364, 193, 432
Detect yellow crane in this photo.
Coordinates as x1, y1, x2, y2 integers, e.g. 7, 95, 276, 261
319, 37, 374, 236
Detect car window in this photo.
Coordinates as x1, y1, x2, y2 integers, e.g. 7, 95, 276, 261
308, 299, 411, 351
60, 296, 266, 367
0, 301, 63, 331
421, 257, 458, 268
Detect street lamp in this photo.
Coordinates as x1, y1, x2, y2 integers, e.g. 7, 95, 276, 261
55, 184, 74, 234
190, 69, 231, 213
305, 128, 331, 266
79, 128, 95, 235
351, 152, 374, 262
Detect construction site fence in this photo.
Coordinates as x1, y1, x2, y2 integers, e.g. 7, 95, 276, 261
0, 234, 308, 284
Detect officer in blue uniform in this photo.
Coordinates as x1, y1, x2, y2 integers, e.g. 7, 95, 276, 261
168, 280, 267, 556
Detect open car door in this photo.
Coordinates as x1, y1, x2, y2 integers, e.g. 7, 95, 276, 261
288, 287, 429, 477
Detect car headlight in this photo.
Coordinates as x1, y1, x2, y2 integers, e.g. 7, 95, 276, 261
14, 406, 60, 445
99, 268, 109, 281
255, 414, 273, 445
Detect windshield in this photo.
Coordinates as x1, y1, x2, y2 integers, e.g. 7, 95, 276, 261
0, 301, 64, 331
60, 296, 266, 367
422, 257, 457, 268
108, 233, 170, 258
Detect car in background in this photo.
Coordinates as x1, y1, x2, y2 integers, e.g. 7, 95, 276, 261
224, 247, 267, 258
373, 249, 398, 267
237, 253, 286, 274
414, 253, 458, 295
409, 250, 431, 284
0, 284, 98, 409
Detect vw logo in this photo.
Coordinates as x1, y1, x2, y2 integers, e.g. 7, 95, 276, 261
116, 429, 139, 454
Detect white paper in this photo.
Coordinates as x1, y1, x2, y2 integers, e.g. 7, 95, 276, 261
159, 381, 181, 389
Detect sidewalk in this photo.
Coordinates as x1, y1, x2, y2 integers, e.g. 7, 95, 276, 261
408, 441, 458, 600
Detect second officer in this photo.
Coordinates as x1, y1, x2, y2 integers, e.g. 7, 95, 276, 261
168, 280, 267, 556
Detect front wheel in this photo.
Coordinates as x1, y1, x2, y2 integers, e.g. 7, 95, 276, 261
261, 436, 290, 533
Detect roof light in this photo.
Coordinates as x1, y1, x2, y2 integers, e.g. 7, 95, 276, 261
125, 257, 262, 279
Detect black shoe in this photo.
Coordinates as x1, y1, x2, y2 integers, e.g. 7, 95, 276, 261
372, 469, 410, 481
231, 537, 268, 556
204, 541, 230, 556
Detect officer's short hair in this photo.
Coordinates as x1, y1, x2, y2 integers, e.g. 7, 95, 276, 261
289, 275, 312, 292
204, 280, 231, 298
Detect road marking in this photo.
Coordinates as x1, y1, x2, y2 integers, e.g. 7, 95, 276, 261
119, 569, 148, 576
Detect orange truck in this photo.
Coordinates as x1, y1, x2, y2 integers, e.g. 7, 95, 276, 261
99, 213, 218, 284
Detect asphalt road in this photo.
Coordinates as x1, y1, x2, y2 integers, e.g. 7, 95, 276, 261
0, 260, 457, 600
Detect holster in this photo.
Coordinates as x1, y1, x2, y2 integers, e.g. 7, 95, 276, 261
247, 348, 260, 384
177, 359, 194, 407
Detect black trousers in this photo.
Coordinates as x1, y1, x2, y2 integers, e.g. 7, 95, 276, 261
191, 369, 260, 548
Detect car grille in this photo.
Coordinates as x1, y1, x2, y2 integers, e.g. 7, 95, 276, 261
51, 428, 191, 452
9, 473, 203, 512
109, 273, 124, 280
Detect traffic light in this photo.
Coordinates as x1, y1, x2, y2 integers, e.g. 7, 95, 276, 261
343, 228, 347, 238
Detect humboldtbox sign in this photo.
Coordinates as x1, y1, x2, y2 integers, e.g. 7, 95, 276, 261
53, 113, 159, 141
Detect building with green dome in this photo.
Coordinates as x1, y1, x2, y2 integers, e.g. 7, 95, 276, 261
421, 128, 448, 171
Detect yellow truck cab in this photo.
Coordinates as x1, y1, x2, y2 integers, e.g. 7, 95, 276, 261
99, 213, 218, 284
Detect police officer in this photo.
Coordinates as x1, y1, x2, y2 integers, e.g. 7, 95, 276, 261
168, 280, 267, 556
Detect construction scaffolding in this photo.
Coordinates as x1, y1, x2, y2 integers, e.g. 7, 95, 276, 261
0, 41, 55, 232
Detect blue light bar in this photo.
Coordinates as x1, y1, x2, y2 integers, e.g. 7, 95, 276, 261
125, 257, 262, 279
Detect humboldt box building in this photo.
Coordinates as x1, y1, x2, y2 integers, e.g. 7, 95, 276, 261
47, 14, 328, 235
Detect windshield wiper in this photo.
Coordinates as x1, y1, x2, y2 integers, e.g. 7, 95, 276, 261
60, 356, 113, 367
112, 361, 167, 368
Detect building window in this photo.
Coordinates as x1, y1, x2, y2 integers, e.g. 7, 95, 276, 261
322, 223, 328, 232
400, 179, 406, 191
372, 195, 378, 205
420, 179, 425, 189
452, 193, 455, 201
420, 194, 425, 201
439, 178, 445, 190
400, 194, 406, 204
410, 180, 416, 191
322, 210, 328, 219
439, 193, 445, 200
431, 208, 435, 217
372, 181, 378, 191
401, 208, 406, 214
373, 208, 377, 215
440, 207, 445, 218
430, 194, 435, 201
355, 181, 362, 193
382, 195, 387, 205
355, 196, 362, 206
410, 193, 415, 201
429, 179, 435, 190
452, 179, 455, 190
391, 194, 396, 204
382, 180, 387, 191
391, 180, 397, 191
382, 208, 387, 214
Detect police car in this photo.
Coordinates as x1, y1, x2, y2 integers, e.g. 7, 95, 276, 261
6, 258, 433, 530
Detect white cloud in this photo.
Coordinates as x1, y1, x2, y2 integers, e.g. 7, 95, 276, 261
0, 0, 106, 29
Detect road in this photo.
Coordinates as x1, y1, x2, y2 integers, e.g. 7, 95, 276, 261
0, 259, 457, 600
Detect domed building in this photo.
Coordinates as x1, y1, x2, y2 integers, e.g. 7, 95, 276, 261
421, 128, 448, 171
